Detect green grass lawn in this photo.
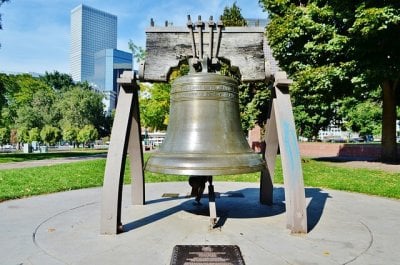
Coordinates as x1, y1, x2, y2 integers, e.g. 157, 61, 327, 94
0, 154, 399, 202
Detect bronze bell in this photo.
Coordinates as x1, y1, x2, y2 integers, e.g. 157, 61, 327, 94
145, 72, 265, 175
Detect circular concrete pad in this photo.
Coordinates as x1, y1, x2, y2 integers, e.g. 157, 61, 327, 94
1, 182, 399, 265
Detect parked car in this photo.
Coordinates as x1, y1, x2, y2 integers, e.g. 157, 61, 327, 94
350, 137, 364, 143
362, 135, 374, 142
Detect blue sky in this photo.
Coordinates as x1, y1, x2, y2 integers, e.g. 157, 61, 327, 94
0, 0, 267, 74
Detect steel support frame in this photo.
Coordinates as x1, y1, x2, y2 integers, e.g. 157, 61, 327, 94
100, 71, 145, 235
259, 73, 308, 233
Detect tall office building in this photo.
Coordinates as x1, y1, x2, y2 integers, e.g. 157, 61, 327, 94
70, 4, 117, 82
93, 49, 132, 114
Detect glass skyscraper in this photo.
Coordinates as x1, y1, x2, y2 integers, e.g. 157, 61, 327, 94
70, 4, 117, 82
93, 49, 132, 114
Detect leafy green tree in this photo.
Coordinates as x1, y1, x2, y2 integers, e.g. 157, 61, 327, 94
0, 74, 19, 129
40, 125, 61, 146
139, 83, 170, 131
40, 71, 74, 91
135, 61, 188, 132
348, 2, 400, 161
339, 87, 382, 138
342, 100, 382, 137
29, 127, 41, 142
56, 85, 105, 134
77, 124, 98, 147
260, 0, 400, 162
128, 40, 146, 63
13, 74, 52, 106
239, 82, 271, 132
290, 66, 349, 139
2, 74, 54, 132
17, 127, 29, 143
0, 127, 10, 146
0, 74, 7, 119
14, 88, 57, 130
62, 125, 79, 147
220, 1, 247, 26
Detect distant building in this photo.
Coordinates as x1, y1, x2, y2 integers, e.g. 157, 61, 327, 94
92, 49, 132, 115
70, 4, 133, 114
70, 4, 117, 83
317, 124, 353, 142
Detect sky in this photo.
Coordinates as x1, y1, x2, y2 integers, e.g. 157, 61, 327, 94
0, 0, 267, 75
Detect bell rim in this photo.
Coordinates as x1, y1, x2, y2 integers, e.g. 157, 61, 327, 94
145, 153, 265, 176
145, 163, 265, 176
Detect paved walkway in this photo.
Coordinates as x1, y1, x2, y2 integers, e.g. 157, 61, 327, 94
0, 153, 107, 170
1, 182, 399, 265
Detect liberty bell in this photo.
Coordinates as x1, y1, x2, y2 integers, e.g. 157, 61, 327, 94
145, 71, 265, 175
145, 15, 267, 226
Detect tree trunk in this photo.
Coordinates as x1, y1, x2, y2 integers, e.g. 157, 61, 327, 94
381, 79, 398, 163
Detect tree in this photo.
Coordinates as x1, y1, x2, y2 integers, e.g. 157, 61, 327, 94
29, 127, 41, 142
56, 85, 105, 134
0, 127, 9, 146
0, 74, 56, 137
62, 125, 79, 147
238, 82, 271, 133
139, 83, 170, 131
40, 71, 74, 91
128, 40, 146, 63
77, 124, 98, 147
40, 125, 61, 146
0, 74, 6, 117
348, 2, 400, 161
14, 88, 57, 130
137, 62, 188, 131
220, 1, 247, 26
260, 0, 400, 162
339, 87, 382, 138
17, 127, 29, 143
0, 74, 20, 129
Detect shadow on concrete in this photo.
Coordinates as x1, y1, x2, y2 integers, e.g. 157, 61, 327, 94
123, 186, 330, 233
305, 188, 330, 232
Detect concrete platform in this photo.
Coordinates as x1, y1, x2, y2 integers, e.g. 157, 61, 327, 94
1, 182, 399, 265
